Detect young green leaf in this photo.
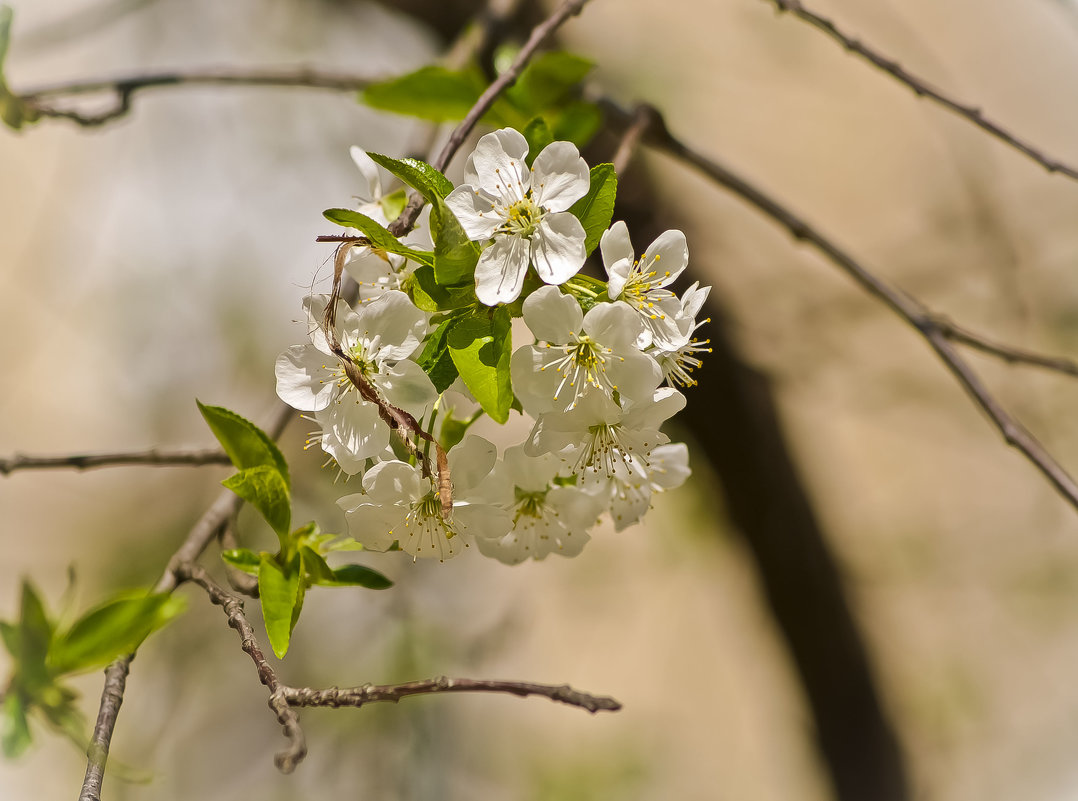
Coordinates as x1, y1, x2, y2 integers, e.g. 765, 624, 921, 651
379, 187, 408, 221
510, 51, 594, 112
448, 307, 514, 423
1, 693, 31, 758
406, 265, 476, 312
366, 153, 454, 201
48, 594, 186, 676
16, 581, 52, 684
550, 101, 603, 148
221, 548, 261, 576
222, 465, 291, 542
522, 117, 554, 163
196, 401, 289, 489
258, 554, 301, 659
362, 65, 486, 122
323, 208, 435, 267
299, 546, 336, 584
316, 564, 393, 590
567, 163, 617, 256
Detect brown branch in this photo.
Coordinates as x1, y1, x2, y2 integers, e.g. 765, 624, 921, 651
931, 316, 1078, 378
0, 446, 230, 476
765, 0, 1078, 183
613, 103, 1078, 514
19, 68, 375, 128
611, 105, 656, 176
283, 677, 621, 714
176, 564, 307, 772
387, 0, 594, 236
77, 658, 130, 801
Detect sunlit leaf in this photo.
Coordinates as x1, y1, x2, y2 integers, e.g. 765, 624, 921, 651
222, 465, 291, 542
258, 554, 301, 660
196, 401, 289, 489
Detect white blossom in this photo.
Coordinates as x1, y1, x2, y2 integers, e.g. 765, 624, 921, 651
584, 442, 691, 531
651, 281, 712, 388
445, 128, 589, 305
471, 446, 603, 564
600, 221, 690, 349
337, 436, 512, 560
511, 286, 662, 415
274, 291, 435, 473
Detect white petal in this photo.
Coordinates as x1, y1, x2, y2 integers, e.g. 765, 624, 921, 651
349, 146, 383, 203
339, 501, 402, 552
444, 186, 500, 240
475, 234, 530, 305
531, 213, 586, 285
503, 445, 561, 492
681, 281, 711, 320
356, 290, 427, 360
609, 478, 651, 532
321, 399, 390, 467
454, 503, 513, 542
510, 345, 557, 417
521, 285, 582, 343
361, 459, 424, 503
641, 229, 689, 287
624, 387, 687, 429
581, 301, 644, 351
449, 435, 498, 492
377, 360, 437, 418
605, 349, 664, 408
530, 141, 589, 212
600, 221, 635, 299
465, 128, 531, 200
275, 345, 336, 411
648, 443, 691, 491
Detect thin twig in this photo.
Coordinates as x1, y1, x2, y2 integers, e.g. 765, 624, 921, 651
78, 658, 130, 801
765, 0, 1078, 182
20, 68, 374, 128
0, 447, 230, 476
177, 564, 307, 773
611, 105, 656, 176
613, 102, 1078, 513
284, 678, 621, 714
387, 0, 594, 236
931, 316, 1078, 377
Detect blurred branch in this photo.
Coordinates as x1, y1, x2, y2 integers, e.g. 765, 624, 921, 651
606, 101, 1078, 513
0, 446, 230, 476
19, 68, 376, 128
932, 316, 1078, 377
764, 0, 1078, 183
611, 104, 655, 175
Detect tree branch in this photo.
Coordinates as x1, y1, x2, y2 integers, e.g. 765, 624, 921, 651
611, 103, 1078, 514
77, 658, 130, 801
931, 316, 1078, 377
764, 0, 1078, 182
0, 447, 230, 476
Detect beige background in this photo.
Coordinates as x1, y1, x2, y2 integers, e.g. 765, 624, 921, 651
4, 0, 1078, 799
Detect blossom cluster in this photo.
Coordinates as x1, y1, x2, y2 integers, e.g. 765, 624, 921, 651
275, 128, 711, 564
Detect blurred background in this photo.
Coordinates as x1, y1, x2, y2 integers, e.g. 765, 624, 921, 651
4, 0, 1078, 799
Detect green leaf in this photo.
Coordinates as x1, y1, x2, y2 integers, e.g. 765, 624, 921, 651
521, 117, 553, 163
438, 415, 470, 452
417, 318, 462, 393
258, 554, 301, 659
222, 465, 291, 542
196, 401, 289, 489
406, 265, 476, 312
315, 564, 393, 590
48, 593, 185, 676
568, 163, 617, 256
380, 188, 408, 221
364, 153, 481, 284
17, 581, 52, 682
322, 536, 364, 552
510, 51, 594, 112
299, 546, 336, 584
448, 307, 514, 423
1, 693, 31, 758
550, 101, 603, 148
221, 548, 261, 576
366, 153, 454, 202
362, 65, 485, 122
0, 620, 17, 659
323, 208, 435, 267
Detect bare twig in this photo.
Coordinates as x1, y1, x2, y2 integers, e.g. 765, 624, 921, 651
78, 658, 130, 801
177, 564, 307, 772
931, 316, 1078, 377
387, 0, 594, 236
611, 105, 657, 176
283, 678, 621, 714
0, 446, 230, 476
613, 102, 1078, 513
764, 0, 1078, 182
19, 68, 374, 128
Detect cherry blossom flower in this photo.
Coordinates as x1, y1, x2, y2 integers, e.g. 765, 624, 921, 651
511, 286, 662, 414
471, 446, 603, 564
444, 128, 589, 305
584, 442, 691, 531
274, 291, 435, 473
337, 436, 512, 560
600, 221, 689, 349
651, 281, 713, 388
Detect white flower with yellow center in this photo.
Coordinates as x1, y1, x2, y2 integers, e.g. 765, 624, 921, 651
337, 436, 512, 561
583, 442, 691, 531
600, 221, 689, 349
274, 291, 435, 474
652, 281, 713, 388
444, 128, 590, 305
511, 286, 662, 415
523, 387, 687, 480
471, 446, 603, 565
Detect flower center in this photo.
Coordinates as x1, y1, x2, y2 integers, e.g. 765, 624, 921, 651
540, 334, 621, 410
619, 254, 675, 315
513, 486, 549, 521
659, 338, 712, 388
501, 195, 544, 238
575, 422, 637, 478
